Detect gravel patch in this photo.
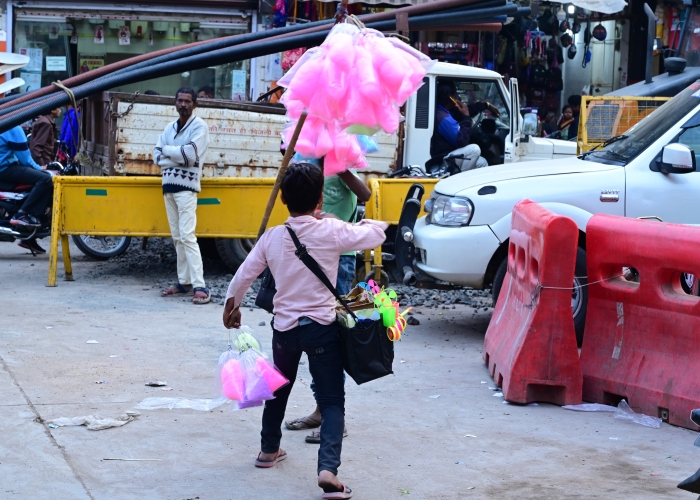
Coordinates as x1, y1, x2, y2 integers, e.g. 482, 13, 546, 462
86, 237, 493, 310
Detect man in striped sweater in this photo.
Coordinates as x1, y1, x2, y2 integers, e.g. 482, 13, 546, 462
154, 87, 211, 304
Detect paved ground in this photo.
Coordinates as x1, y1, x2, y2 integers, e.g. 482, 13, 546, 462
1, 240, 698, 500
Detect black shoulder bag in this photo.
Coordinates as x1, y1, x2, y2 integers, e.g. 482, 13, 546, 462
255, 224, 394, 385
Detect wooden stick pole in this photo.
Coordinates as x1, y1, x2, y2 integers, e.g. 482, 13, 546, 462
256, 113, 307, 241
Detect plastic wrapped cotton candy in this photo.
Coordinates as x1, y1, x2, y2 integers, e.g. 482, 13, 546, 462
214, 326, 289, 410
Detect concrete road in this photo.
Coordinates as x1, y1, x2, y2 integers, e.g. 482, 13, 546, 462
0, 242, 698, 500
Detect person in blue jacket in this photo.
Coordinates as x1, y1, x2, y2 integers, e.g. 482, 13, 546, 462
0, 125, 52, 237
60, 104, 79, 157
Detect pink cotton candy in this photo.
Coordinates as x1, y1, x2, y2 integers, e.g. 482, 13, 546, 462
323, 57, 348, 103
355, 46, 381, 99
343, 85, 378, 128
288, 56, 325, 106
345, 135, 363, 165
314, 123, 335, 158
255, 357, 288, 393
375, 101, 400, 134
380, 57, 412, 103
326, 32, 355, 73
221, 359, 245, 401
323, 149, 345, 177
284, 98, 305, 120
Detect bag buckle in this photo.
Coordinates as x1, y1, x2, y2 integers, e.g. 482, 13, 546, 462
295, 244, 308, 258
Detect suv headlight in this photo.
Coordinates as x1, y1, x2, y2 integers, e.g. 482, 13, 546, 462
431, 195, 474, 226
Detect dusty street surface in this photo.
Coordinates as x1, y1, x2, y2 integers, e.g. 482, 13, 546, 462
1, 240, 698, 500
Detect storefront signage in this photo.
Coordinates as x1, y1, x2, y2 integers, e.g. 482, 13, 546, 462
46, 56, 67, 72
94, 25, 104, 44
79, 55, 105, 74
20, 72, 41, 93
18, 48, 42, 72
119, 26, 131, 46
232, 69, 247, 100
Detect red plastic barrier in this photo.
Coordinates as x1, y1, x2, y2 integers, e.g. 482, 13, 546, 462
581, 215, 700, 429
483, 200, 582, 405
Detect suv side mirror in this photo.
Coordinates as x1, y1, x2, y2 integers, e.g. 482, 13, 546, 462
655, 143, 696, 174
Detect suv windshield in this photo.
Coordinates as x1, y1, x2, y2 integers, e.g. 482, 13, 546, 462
584, 82, 700, 164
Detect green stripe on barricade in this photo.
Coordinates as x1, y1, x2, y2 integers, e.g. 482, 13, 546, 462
86, 189, 107, 196
197, 198, 221, 205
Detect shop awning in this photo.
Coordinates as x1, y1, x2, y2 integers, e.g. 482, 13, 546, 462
569, 0, 627, 15
317, 0, 433, 5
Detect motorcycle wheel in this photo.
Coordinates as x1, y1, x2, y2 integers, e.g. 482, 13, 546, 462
72, 235, 131, 260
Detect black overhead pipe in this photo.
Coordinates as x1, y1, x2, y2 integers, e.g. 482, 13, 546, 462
0, 0, 506, 109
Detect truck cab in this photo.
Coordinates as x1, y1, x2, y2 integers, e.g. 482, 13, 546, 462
402, 62, 576, 169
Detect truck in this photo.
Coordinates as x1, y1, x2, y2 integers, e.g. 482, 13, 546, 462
80, 62, 576, 268
397, 79, 700, 343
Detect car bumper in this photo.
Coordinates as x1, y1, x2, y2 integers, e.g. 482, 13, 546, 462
413, 217, 501, 288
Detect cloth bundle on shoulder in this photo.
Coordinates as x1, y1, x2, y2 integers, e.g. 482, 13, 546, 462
215, 326, 289, 410
278, 23, 434, 176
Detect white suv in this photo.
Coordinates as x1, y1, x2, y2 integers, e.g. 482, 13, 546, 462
399, 81, 700, 342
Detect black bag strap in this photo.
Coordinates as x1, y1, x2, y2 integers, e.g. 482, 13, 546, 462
285, 224, 358, 321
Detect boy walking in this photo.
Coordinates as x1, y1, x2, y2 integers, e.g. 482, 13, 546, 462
155, 87, 211, 304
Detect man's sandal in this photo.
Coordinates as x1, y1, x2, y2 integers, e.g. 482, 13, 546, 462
193, 287, 211, 305
161, 283, 192, 297
254, 449, 287, 468
284, 415, 322, 431
305, 427, 348, 444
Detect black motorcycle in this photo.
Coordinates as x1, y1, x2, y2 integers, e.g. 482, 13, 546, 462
0, 161, 66, 252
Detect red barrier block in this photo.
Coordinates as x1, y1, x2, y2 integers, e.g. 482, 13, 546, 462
483, 200, 582, 405
581, 215, 700, 429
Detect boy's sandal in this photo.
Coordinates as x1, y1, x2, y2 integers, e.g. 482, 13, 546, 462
284, 415, 322, 430
254, 449, 287, 468
193, 287, 211, 304
321, 484, 353, 499
161, 283, 192, 296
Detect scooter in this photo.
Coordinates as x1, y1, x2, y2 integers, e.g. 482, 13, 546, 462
677, 409, 700, 496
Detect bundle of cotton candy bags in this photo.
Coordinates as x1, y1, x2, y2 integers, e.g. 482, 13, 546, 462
279, 23, 434, 176
214, 327, 288, 410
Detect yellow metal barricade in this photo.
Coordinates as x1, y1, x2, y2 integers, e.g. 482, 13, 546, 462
48, 176, 287, 286
47, 176, 441, 286
363, 178, 440, 282
578, 96, 670, 154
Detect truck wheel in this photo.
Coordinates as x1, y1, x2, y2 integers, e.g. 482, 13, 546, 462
72, 235, 131, 260
491, 247, 588, 347
215, 238, 254, 271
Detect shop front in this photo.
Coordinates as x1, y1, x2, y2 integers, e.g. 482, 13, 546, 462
7, 0, 257, 98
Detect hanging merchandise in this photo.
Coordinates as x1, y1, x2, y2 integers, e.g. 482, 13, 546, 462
278, 22, 434, 176
592, 17, 607, 41
569, 0, 626, 15
556, 7, 567, 22
273, 0, 288, 28
568, 33, 578, 59
559, 19, 570, 32
582, 17, 592, 68
561, 32, 573, 47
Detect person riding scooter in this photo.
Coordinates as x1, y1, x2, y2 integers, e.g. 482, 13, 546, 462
0, 125, 52, 253
427, 80, 500, 173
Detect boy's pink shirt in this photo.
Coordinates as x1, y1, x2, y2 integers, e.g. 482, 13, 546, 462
226, 215, 388, 332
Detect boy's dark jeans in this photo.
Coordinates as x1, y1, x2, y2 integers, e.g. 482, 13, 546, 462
261, 321, 345, 475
